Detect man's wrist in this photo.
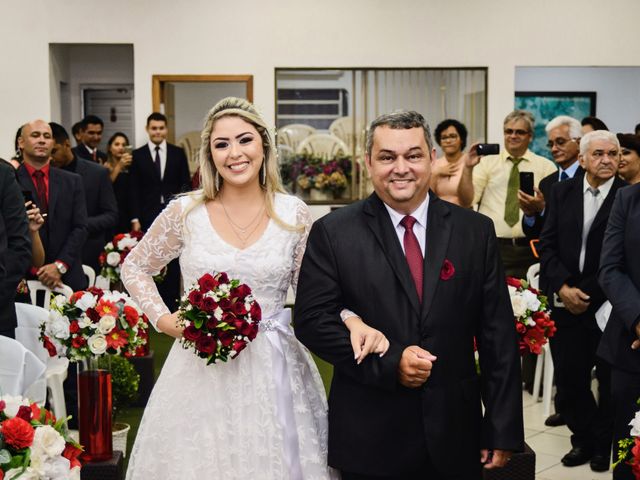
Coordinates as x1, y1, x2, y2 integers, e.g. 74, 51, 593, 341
54, 260, 68, 275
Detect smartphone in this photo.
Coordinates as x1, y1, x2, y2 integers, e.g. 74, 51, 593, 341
124, 145, 133, 155
21, 189, 35, 205
476, 143, 500, 156
519, 171, 535, 196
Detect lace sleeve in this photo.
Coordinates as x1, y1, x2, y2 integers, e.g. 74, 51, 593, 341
121, 199, 185, 329
291, 200, 313, 295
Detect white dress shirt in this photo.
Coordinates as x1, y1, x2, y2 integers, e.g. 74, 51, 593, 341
579, 175, 614, 272
148, 140, 168, 180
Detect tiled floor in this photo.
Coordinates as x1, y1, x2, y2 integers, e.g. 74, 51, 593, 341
523, 390, 612, 480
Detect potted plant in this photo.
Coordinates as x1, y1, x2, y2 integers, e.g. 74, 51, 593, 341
99, 355, 140, 457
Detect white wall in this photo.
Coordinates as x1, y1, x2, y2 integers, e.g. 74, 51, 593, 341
2, 0, 640, 159
515, 67, 640, 133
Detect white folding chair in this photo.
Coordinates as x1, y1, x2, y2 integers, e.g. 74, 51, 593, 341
0, 336, 47, 404
15, 303, 69, 421
27, 280, 73, 310
532, 342, 554, 417
297, 133, 349, 159
82, 265, 96, 287
526, 262, 540, 290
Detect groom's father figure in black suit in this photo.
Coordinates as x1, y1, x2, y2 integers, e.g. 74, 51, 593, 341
130, 112, 190, 310
295, 111, 524, 479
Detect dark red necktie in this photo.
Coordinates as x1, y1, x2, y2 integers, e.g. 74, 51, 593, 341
92, 149, 97, 162
400, 215, 423, 302
33, 170, 48, 215
154, 146, 161, 178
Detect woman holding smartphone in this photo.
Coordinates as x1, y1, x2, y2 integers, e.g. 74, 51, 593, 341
105, 132, 134, 233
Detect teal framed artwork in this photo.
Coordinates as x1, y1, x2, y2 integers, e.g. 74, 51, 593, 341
514, 91, 596, 158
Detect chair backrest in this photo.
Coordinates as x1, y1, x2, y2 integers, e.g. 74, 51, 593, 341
15, 303, 51, 365
297, 133, 349, 159
0, 336, 46, 403
82, 264, 96, 288
526, 263, 541, 290
176, 130, 202, 177
329, 116, 365, 153
27, 281, 73, 310
277, 124, 317, 152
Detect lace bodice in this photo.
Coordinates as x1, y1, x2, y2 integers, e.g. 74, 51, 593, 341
121, 192, 312, 329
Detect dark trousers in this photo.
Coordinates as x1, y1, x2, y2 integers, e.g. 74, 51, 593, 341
157, 258, 181, 313
341, 454, 481, 480
550, 319, 613, 455
611, 368, 640, 480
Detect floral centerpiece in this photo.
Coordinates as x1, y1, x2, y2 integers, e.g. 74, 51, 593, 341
280, 154, 352, 197
506, 276, 556, 355
99, 232, 166, 286
0, 394, 82, 480
614, 400, 640, 479
178, 272, 261, 364
40, 288, 149, 362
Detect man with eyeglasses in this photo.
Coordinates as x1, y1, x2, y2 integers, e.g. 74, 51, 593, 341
520, 116, 584, 242
472, 110, 557, 278
540, 130, 626, 473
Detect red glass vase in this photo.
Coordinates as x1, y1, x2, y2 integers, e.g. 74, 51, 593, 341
77, 356, 113, 462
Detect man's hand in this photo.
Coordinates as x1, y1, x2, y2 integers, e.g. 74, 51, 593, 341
344, 316, 390, 364
517, 187, 545, 216
37, 263, 63, 289
558, 284, 590, 315
131, 220, 142, 232
463, 142, 482, 168
481, 449, 512, 469
632, 322, 640, 350
398, 346, 436, 388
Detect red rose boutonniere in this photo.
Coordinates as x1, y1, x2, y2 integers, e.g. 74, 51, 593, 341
440, 259, 455, 281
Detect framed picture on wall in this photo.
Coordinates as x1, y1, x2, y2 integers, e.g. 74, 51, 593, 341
514, 91, 596, 158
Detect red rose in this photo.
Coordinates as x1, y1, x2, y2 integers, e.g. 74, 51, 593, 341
30, 403, 55, 424
231, 318, 246, 332
440, 259, 455, 281
217, 272, 229, 284
1, 417, 35, 449
218, 330, 235, 347
71, 291, 86, 304
182, 325, 202, 342
130, 230, 143, 240
69, 320, 80, 334
99, 252, 106, 265
246, 323, 259, 341
72, 336, 87, 348
202, 297, 218, 313
87, 286, 104, 298
250, 302, 262, 322
198, 273, 218, 292
195, 335, 217, 354
205, 317, 218, 330
42, 335, 58, 357
231, 284, 251, 300
86, 308, 100, 322
123, 305, 140, 327
0, 400, 5, 412
62, 443, 83, 469
506, 276, 523, 288
232, 339, 247, 354
15, 405, 32, 422
0, 468, 4, 480
523, 327, 545, 355
515, 322, 527, 334
232, 301, 248, 316
188, 290, 204, 307
218, 298, 232, 311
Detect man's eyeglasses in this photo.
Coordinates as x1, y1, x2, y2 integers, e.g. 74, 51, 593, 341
504, 128, 529, 136
546, 137, 575, 149
440, 134, 459, 142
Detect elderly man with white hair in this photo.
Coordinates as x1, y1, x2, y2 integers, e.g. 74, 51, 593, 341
540, 130, 627, 473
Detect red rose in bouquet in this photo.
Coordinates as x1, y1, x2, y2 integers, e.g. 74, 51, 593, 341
178, 272, 261, 364
1, 417, 35, 449
99, 231, 167, 286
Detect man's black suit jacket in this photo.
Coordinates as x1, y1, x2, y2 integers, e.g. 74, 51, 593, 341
598, 183, 640, 373
129, 143, 190, 230
294, 192, 524, 476
72, 144, 107, 163
61, 158, 118, 272
17, 164, 89, 291
0, 162, 31, 334
540, 175, 627, 328
522, 166, 585, 240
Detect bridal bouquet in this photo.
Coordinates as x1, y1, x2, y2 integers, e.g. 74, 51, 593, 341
40, 288, 149, 362
506, 276, 556, 355
0, 395, 82, 480
614, 402, 640, 479
99, 232, 166, 285
178, 272, 261, 364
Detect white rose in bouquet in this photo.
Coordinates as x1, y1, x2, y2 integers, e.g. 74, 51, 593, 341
78, 314, 93, 329
105, 242, 114, 250
117, 235, 138, 250
88, 333, 108, 355
32, 425, 66, 458
97, 315, 117, 334
522, 289, 541, 312
52, 294, 68, 309
48, 311, 71, 340
4, 467, 39, 480
106, 251, 122, 267
0, 394, 30, 417
101, 290, 129, 303
630, 410, 640, 436
510, 294, 528, 318
75, 292, 97, 311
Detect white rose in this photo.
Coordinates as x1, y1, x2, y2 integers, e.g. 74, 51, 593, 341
105, 242, 114, 250
78, 314, 93, 329
106, 251, 121, 267
510, 295, 528, 318
88, 333, 108, 355
48, 311, 71, 340
52, 294, 68, 309
526, 317, 537, 327
97, 315, 117, 334
102, 291, 128, 303
118, 236, 138, 250
42, 456, 71, 480
32, 425, 66, 459
69, 466, 81, 480
4, 467, 39, 480
0, 394, 30, 417
630, 410, 640, 436
75, 292, 97, 311
522, 289, 541, 312
213, 306, 223, 320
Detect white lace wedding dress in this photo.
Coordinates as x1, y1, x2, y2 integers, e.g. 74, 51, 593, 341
121, 193, 337, 480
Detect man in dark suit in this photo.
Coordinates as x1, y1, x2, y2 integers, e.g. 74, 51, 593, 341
129, 112, 190, 310
49, 122, 117, 273
17, 119, 88, 292
0, 161, 31, 338
598, 183, 640, 480
71, 115, 107, 163
540, 129, 626, 472
295, 111, 524, 479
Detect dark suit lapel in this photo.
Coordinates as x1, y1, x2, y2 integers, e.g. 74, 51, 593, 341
363, 194, 421, 316
48, 167, 60, 221
567, 179, 584, 238
163, 146, 174, 184
144, 145, 161, 182
421, 194, 451, 320
590, 177, 625, 233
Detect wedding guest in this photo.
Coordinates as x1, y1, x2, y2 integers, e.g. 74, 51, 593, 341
616, 133, 640, 185
104, 132, 134, 233
582, 116, 609, 135
72, 115, 107, 163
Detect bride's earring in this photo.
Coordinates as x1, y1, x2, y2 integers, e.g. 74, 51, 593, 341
215, 171, 220, 191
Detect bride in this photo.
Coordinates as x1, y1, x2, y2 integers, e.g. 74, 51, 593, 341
122, 98, 385, 479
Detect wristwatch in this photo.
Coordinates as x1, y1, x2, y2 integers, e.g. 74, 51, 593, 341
54, 261, 68, 275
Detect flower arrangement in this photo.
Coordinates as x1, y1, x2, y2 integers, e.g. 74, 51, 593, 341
99, 232, 166, 285
506, 276, 556, 355
614, 401, 640, 478
178, 272, 261, 364
280, 154, 352, 194
40, 288, 149, 362
0, 395, 82, 480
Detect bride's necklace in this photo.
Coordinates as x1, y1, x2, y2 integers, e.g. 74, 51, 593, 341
220, 197, 266, 247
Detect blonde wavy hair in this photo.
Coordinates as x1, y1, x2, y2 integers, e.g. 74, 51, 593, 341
184, 97, 300, 231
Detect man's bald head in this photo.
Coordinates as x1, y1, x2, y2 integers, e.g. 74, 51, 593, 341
19, 119, 53, 167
